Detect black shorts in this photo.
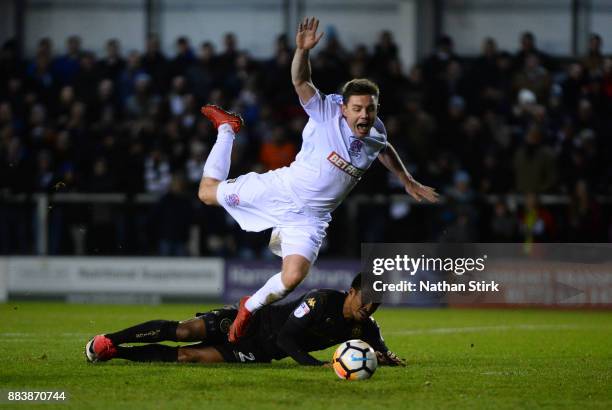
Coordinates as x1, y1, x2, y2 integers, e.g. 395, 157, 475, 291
196, 307, 271, 364
196, 307, 237, 345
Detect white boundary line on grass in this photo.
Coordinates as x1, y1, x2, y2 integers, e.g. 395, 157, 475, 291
1, 324, 603, 342
386, 324, 596, 335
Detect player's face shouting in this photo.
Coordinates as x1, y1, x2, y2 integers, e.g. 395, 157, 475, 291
342, 95, 378, 138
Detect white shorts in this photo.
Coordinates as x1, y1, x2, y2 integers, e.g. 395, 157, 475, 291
216, 171, 330, 262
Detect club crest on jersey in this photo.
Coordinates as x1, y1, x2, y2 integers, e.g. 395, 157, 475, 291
224, 193, 240, 207
307, 297, 316, 308
327, 151, 365, 179
219, 318, 232, 334
348, 139, 363, 158
294, 302, 311, 318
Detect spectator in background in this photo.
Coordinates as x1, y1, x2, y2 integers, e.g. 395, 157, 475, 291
86, 157, 118, 254
186, 41, 218, 102
263, 47, 293, 110
98, 38, 125, 85
479, 149, 512, 194
429, 59, 470, 118
142, 34, 169, 93
55, 85, 75, 127
566, 180, 603, 241
561, 62, 587, 114
442, 170, 478, 242
170, 36, 195, 78
470, 37, 505, 112
513, 124, 557, 193
403, 97, 436, 169
312, 28, 348, 92
52, 35, 83, 86
513, 54, 551, 104
33, 150, 55, 192
1, 39, 24, 91
152, 174, 193, 256
185, 138, 207, 190
446, 170, 475, 204
518, 193, 555, 243
373, 31, 399, 71
125, 73, 159, 120
218, 33, 239, 74
74, 51, 101, 107
582, 33, 604, 74
376, 59, 408, 116
258, 124, 297, 171
118, 51, 146, 104
489, 200, 518, 241
422, 34, 460, 85
27, 47, 57, 106
168, 75, 187, 117
0, 134, 30, 253
441, 210, 478, 242
144, 148, 172, 194
92, 79, 120, 127
513, 31, 551, 72
603, 58, 612, 100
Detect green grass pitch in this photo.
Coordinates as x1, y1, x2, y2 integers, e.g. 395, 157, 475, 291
1, 302, 611, 409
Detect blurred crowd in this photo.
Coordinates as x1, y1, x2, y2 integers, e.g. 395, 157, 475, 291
0, 30, 611, 256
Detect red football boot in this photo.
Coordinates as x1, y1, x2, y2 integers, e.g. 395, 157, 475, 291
228, 296, 252, 343
200, 104, 244, 133
85, 334, 117, 363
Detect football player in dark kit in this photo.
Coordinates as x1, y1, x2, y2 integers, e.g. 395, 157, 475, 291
85, 274, 405, 367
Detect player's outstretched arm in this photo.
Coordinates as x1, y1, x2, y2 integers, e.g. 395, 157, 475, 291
378, 143, 439, 203
277, 325, 325, 366
292, 16, 324, 104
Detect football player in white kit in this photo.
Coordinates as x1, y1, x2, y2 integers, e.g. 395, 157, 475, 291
197, 17, 439, 342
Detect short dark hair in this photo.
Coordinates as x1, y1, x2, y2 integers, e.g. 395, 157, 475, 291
350, 273, 380, 308
350, 273, 363, 291
341, 79, 379, 104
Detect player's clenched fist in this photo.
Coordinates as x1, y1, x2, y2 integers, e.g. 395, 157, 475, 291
296, 16, 324, 50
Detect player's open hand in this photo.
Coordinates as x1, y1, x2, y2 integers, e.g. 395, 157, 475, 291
405, 179, 439, 203
296, 17, 324, 51
376, 351, 407, 367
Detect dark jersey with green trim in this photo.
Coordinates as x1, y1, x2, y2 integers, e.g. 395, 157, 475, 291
247, 289, 388, 365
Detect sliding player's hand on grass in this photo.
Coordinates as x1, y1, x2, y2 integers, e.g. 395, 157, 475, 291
376, 350, 407, 367
296, 16, 324, 51
404, 179, 439, 203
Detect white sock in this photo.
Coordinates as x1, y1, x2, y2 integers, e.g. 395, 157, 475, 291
202, 124, 234, 180
245, 272, 290, 313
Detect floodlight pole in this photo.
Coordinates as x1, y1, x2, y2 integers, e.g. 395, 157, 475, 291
35, 194, 48, 256
571, 0, 592, 57
145, 0, 162, 40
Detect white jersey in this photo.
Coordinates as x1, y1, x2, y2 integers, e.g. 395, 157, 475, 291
273, 90, 387, 215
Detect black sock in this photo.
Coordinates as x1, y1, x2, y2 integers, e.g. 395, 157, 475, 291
106, 320, 179, 345
115, 344, 179, 362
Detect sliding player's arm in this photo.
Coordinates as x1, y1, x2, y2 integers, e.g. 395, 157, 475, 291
362, 317, 407, 367
378, 142, 439, 203
276, 323, 324, 366
292, 17, 323, 105
276, 293, 326, 366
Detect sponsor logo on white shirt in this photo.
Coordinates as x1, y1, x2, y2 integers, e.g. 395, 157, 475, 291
327, 151, 365, 179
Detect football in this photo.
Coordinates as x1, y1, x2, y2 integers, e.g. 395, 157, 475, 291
332, 339, 378, 380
